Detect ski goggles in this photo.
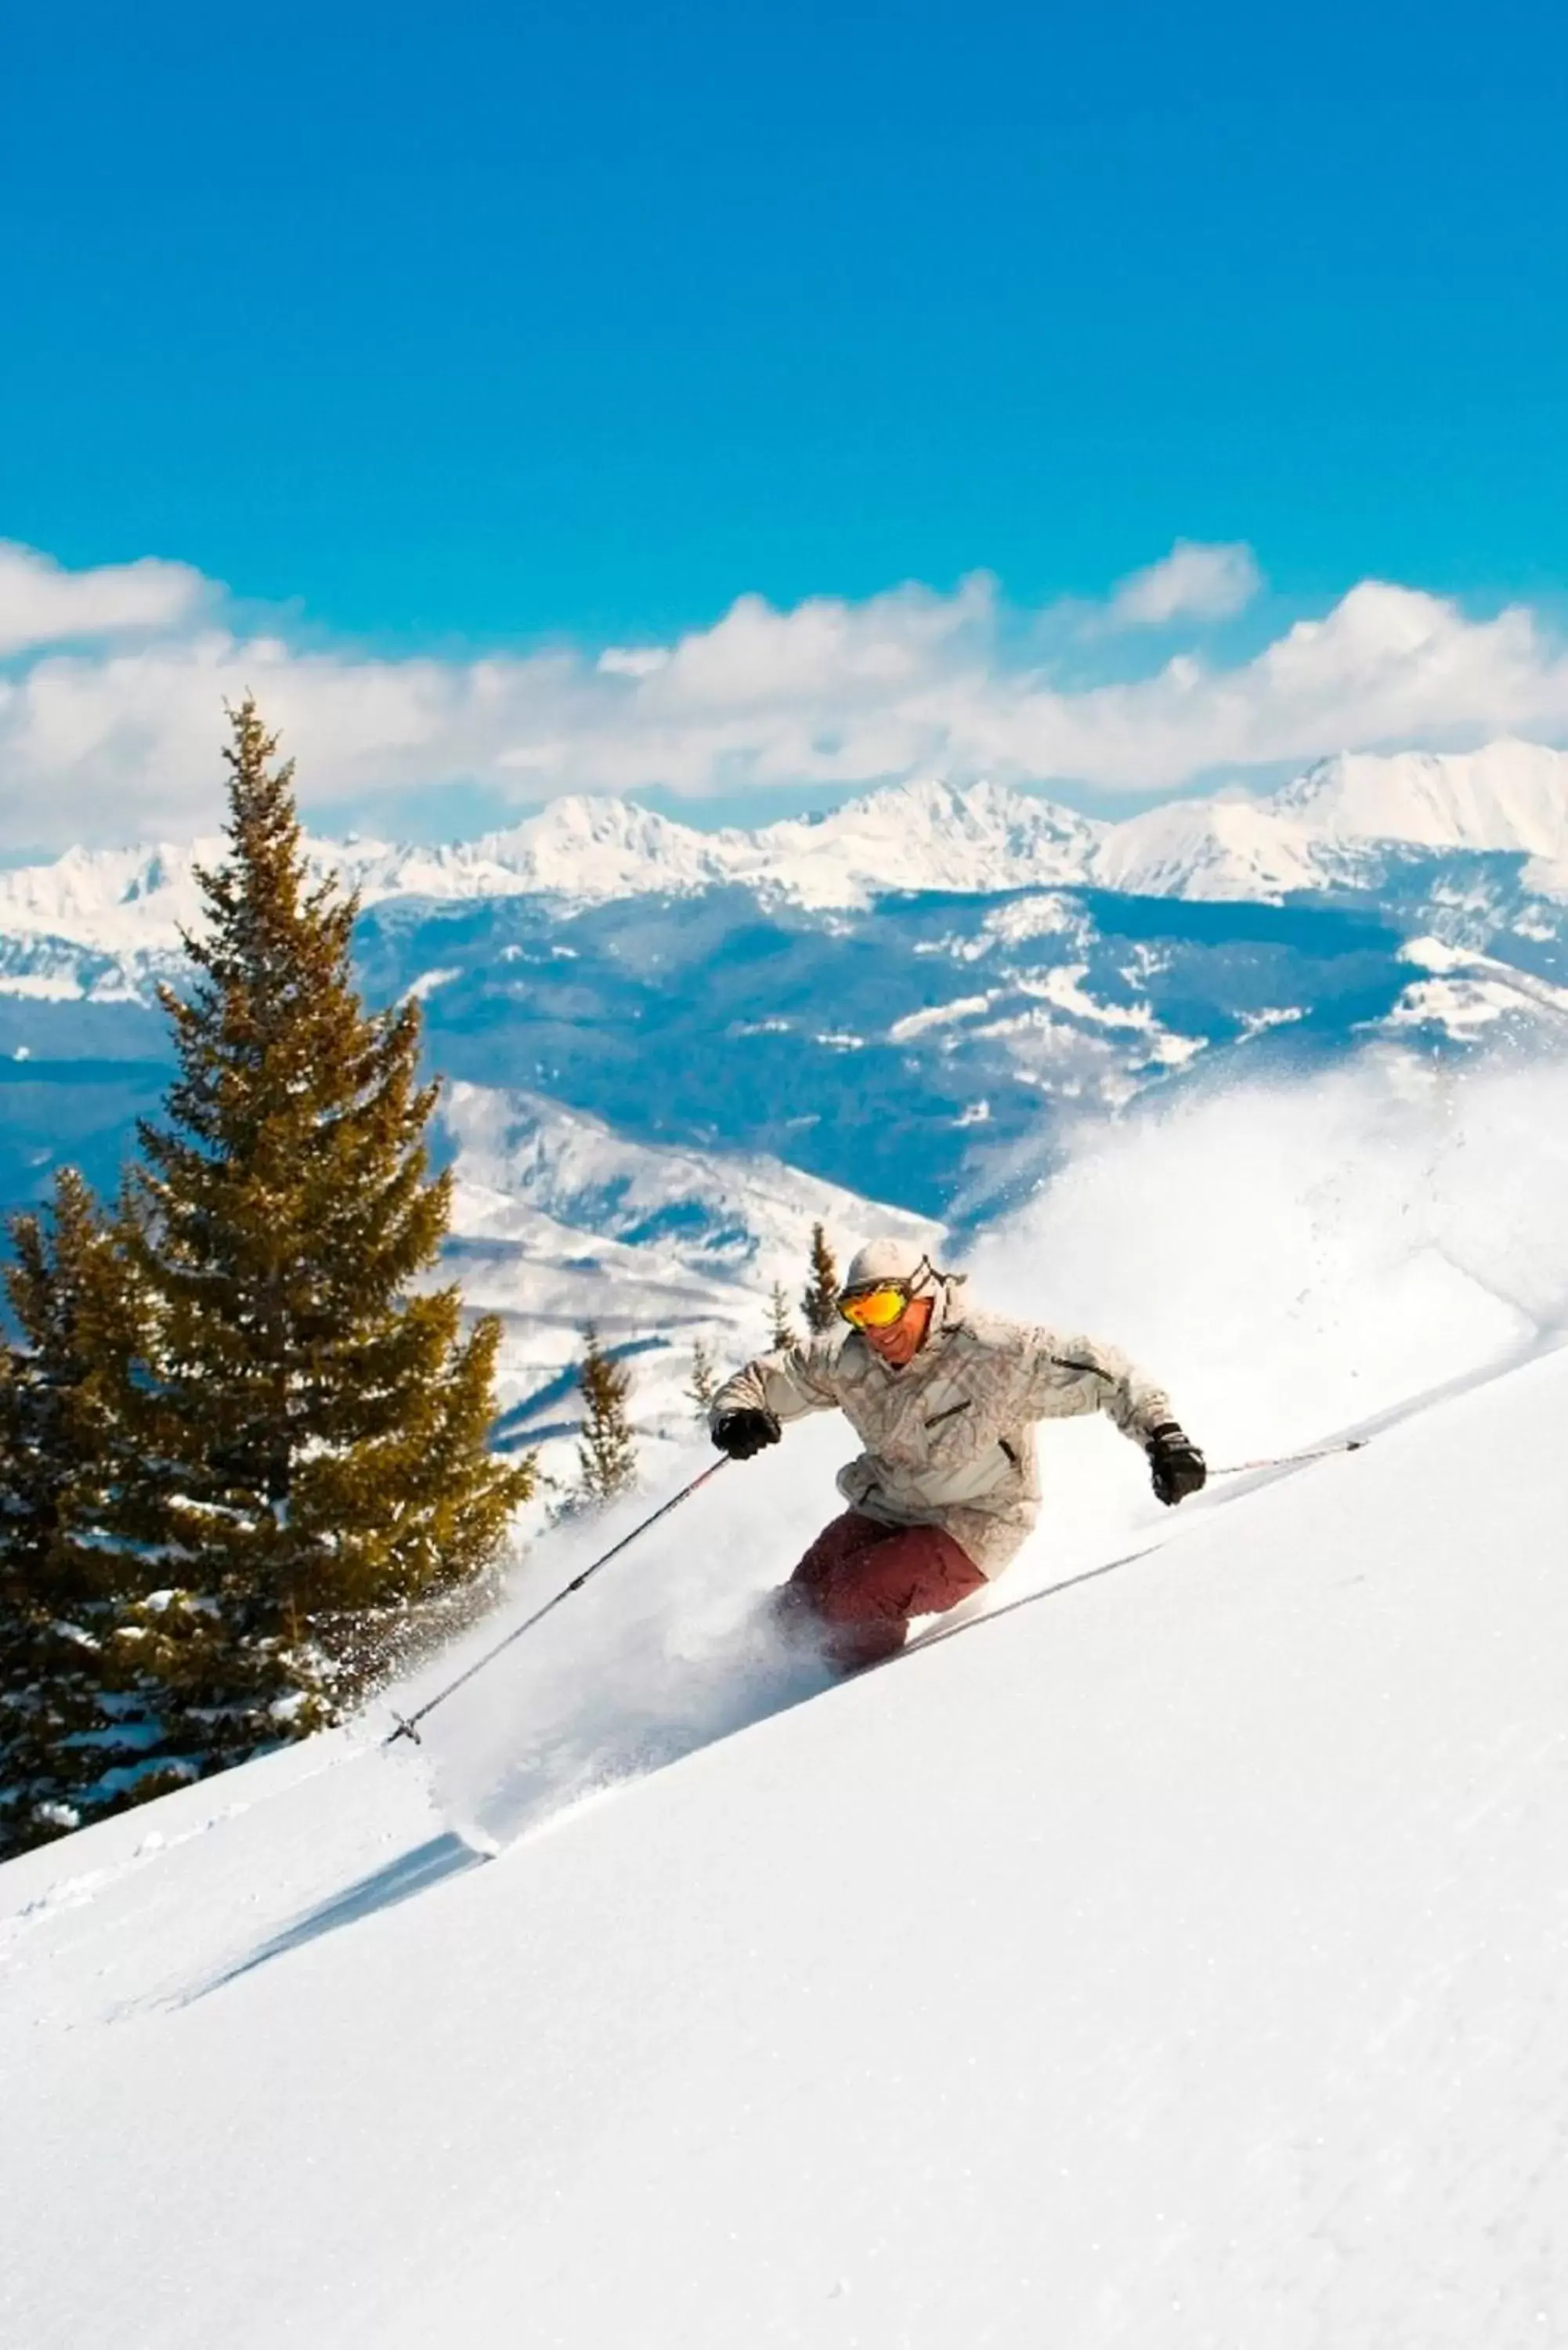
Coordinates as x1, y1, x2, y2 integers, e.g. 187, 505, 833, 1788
836, 1281, 918, 1330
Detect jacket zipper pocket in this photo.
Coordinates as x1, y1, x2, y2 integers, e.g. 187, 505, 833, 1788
924, 1400, 973, 1429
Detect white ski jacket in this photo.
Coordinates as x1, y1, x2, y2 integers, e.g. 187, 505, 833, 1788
710, 1277, 1174, 1577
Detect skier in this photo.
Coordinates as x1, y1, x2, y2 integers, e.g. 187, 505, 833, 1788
710, 1237, 1206, 1670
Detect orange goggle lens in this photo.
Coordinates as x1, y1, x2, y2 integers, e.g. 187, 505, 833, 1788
837, 1282, 910, 1329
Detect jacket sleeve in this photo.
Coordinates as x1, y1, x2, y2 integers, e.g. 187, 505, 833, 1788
710, 1336, 845, 1430
1017, 1328, 1173, 1442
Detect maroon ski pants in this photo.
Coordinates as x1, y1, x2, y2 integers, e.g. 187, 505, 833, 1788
777, 1509, 987, 1672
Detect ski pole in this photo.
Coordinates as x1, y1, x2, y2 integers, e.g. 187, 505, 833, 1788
1209, 1437, 1367, 1477
384, 1457, 732, 1747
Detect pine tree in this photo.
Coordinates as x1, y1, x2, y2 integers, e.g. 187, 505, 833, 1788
0, 1170, 186, 1858
119, 698, 533, 1770
768, 1281, 798, 1351
685, 1336, 719, 1419
800, 1222, 840, 1334
574, 1325, 637, 1506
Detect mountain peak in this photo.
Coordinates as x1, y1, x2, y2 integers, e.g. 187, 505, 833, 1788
1277, 739, 1568, 859
1091, 739, 1568, 901
471, 796, 730, 898
731, 776, 1103, 907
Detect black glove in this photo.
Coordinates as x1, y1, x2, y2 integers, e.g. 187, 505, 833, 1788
712, 1408, 782, 1461
1146, 1421, 1206, 1506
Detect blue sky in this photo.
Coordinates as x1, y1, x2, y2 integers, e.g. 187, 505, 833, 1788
5, 0, 1565, 645
1, 1, 1566, 851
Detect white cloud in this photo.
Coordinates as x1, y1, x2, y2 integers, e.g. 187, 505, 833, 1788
596, 646, 670, 678
0, 541, 208, 658
1011, 583, 1568, 786
1108, 540, 1263, 627
2, 541, 1566, 852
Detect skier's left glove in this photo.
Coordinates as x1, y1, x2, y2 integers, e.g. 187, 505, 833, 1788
1146, 1421, 1206, 1506
713, 1408, 782, 1461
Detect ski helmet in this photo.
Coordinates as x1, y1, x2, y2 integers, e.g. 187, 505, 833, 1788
840, 1237, 937, 1296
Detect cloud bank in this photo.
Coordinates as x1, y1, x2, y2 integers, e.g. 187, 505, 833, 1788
2, 537, 1567, 850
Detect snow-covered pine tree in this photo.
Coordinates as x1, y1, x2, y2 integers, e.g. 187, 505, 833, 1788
685, 1337, 719, 1418
120, 699, 533, 1770
0, 1170, 188, 1858
768, 1281, 798, 1351
574, 1325, 638, 1506
800, 1223, 839, 1334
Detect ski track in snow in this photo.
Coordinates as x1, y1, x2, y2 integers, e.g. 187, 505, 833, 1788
4, 1048, 1568, 2348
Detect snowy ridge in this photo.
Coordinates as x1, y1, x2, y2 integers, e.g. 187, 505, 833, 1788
443, 1080, 936, 1280
0, 840, 225, 956
732, 776, 1104, 907
1089, 791, 1336, 898
468, 794, 735, 898
439, 1082, 938, 1484
0, 780, 1097, 953
1097, 738, 1568, 899
1281, 738, 1568, 857
3, 739, 1566, 961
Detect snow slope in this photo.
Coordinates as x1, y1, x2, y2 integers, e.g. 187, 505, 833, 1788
1281, 738, 1568, 859
2, 1350, 1565, 2347
5, 1051, 1568, 2348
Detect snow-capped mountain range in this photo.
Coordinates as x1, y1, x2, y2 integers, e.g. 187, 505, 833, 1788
4, 736, 1567, 1488
3, 739, 1566, 957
